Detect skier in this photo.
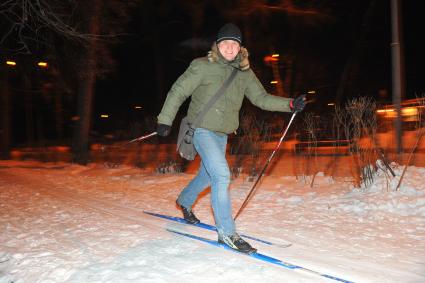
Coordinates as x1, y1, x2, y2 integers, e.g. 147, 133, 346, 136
156, 23, 305, 253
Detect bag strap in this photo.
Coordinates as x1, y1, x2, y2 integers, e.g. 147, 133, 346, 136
191, 67, 238, 128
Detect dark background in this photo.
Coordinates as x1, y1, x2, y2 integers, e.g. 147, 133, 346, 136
96, 0, 423, 118
1, 0, 424, 144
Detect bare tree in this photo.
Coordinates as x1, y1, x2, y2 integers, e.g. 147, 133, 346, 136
303, 113, 319, 187
334, 97, 380, 188
396, 96, 425, 190
1, 0, 135, 164
1, 1, 89, 54
0, 68, 11, 159
0, 0, 131, 53
70, 0, 101, 164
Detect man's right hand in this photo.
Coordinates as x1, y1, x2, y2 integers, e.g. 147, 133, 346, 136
156, 124, 171, 137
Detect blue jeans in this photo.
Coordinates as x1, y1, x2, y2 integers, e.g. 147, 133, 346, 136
177, 128, 236, 236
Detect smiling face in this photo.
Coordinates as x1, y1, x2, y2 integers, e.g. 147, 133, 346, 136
217, 40, 241, 61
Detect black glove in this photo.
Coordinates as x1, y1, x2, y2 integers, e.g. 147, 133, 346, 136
291, 94, 306, 112
156, 124, 171, 137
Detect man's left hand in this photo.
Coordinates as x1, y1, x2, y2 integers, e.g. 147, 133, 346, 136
291, 94, 306, 112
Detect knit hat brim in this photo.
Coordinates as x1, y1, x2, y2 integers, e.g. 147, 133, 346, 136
216, 36, 242, 44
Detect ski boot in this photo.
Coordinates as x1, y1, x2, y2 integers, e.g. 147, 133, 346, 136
177, 203, 200, 224
218, 233, 257, 254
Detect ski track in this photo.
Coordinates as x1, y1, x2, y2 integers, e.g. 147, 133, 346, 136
1, 164, 424, 282
27, 177, 348, 282
0, 169, 334, 282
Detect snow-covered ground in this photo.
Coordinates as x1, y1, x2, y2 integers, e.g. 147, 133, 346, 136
0, 159, 424, 283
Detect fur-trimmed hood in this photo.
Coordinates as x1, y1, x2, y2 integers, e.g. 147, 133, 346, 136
207, 42, 250, 71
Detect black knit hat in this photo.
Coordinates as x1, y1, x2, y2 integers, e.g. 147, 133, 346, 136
216, 23, 242, 44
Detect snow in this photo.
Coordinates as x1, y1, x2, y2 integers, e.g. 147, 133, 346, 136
0, 158, 424, 283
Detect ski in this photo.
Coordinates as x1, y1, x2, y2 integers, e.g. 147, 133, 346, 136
168, 228, 355, 283
143, 210, 291, 248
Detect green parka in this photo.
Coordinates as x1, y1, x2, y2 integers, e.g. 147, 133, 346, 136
157, 43, 292, 135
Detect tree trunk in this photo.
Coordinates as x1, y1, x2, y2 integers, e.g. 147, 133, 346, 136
24, 75, 35, 146
54, 92, 64, 141
72, 0, 101, 165
1, 74, 11, 159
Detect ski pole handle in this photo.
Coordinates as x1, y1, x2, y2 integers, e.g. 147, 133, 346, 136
128, 132, 157, 144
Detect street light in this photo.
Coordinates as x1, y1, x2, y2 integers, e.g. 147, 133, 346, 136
6, 61, 16, 66
100, 114, 109, 118
37, 62, 48, 68
270, 80, 278, 84
134, 105, 142, 110
307, 90, 316, 94
264, 55, 279, 63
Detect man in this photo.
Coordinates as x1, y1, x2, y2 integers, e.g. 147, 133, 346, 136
156, 23, 305, 253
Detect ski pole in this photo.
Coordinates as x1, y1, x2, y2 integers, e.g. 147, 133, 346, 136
99, 131, 157, 156
234, 112, 297, 220
128, 131, 157, 144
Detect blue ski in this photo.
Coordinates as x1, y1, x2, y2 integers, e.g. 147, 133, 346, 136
143, 210, 291, 248
168, 228, 355, 283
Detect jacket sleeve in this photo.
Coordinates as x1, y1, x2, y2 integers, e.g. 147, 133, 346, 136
244, 70, 292, 112
157, 59, 204, 126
